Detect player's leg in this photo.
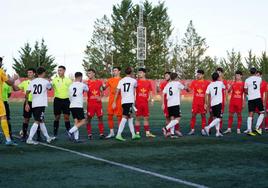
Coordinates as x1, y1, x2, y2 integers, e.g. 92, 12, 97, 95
205, 104, 222, 136
245, 99, 255, 135
200, 113, 207, 136
97, 116, 105, 139
86, 103, 94, 139
4, 101, 12, 139
135, 116, 141, 135
188, 112, 197, 135
224, 112, 234, 134
53, 98, 61, 137
106, 113, 115, 138
144, 116, 155, 138
237, 112, 242, 134
0, 101, 15, 145
254, 99, 264, 135
63, 99, 71, 131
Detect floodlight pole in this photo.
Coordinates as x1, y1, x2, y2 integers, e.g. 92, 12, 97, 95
137, 2, 146, 69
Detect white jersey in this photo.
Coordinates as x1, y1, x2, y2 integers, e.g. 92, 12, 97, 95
244, 76, 262, 100
117, 76, 137, 104
163, 81, 184, 107
69, 82, 89, 108
27, 78, 52, 108
206, 81, 225, 106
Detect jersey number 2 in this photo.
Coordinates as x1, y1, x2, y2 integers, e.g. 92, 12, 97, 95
73, 88, 77, 97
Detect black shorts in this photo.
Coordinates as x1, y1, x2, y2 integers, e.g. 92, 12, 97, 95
211, 103, 223, 118
248, 98, 264, 112
23, 101, 33, 119
122, 103, 133, 116
53, 98, 70, 115
71, 108, 85, 120
168, 105, 181, 118
4, 101, 10, 120
32, 107, 45, 122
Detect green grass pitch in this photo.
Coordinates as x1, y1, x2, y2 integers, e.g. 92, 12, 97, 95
0, 101, 268, 188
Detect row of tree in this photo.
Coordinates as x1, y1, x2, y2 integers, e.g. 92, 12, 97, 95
12, 0, 268, 80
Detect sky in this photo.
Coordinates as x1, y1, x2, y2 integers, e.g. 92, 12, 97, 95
1, 0, 268, 76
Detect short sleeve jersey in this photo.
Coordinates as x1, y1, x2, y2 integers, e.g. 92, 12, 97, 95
69, 82, 89, 108
163, 81, 185, 107
117, 77, 137, 104
244, 76, 262, 100
206, 81, 225, 106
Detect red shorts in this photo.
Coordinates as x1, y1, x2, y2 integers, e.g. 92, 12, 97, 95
87, 102, 103, 117
136, 102, 149, 117
192, 103, 206, 114
229, 103, 243, 113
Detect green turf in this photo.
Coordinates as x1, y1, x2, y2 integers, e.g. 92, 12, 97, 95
0, 101, 268, 188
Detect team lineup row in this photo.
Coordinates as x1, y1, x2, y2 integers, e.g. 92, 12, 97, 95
0, 59, 267, 145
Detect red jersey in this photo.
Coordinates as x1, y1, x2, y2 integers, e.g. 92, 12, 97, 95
190, 80, 210, 104
136, 79, 152, 103
87, 79, 103, 103
159, 80, 168, 106
260, 81, 266, 100
230, 81, 244, 104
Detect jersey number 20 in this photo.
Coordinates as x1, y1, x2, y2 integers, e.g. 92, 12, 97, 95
33, 84, 42, 94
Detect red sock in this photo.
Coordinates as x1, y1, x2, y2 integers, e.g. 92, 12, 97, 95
98, 123, 104, 134
175, 124, 180, 131
135, 125, 140, 133
190, 116, 196, 130
265, 116, 268, 129
208, 116, 213, 125
228, 116, 233, 129
201, 116, 206, 129
237, 115, 242, 129
108, 115, 114, 129
87, 123, 92, 135
144, 124, 150, 132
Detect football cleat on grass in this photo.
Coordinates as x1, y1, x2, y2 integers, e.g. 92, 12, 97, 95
67, 131, 74, 141
223, 128, 231, 134
254, 129, 262, 135
237, 129, 241, 134
99, 134, 105, 139
105, 133, 115, 139
170, 134, 178, 139
146, 132, 156, 138
243, 129, 250, 134
175, 131, 183, 137
216, 133, 223, 137
5, 140, 18, 146
26, 139, 38, 145
46, 136, 56, 144
188, 129, 195, 135
87, 134, 93, 140
247, 132, 256, 136
132, 134, 141, 140
201, 129, 206, 136
115, 135, 126, 141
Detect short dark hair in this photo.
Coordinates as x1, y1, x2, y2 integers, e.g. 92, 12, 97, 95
27, 68, 36, 73
58, 65, 66, 70
197, 69, 204, 75
250, 67, 257, 75
216, 67, 224, 73
170, 72, 178, 80
235, 70, 243, 75
125, 67, 132, 75
75, 72, 83, 78
212, 72, 219, 81
138, 68, 146, 73
257, 70, 262, 75
0, 57, 2, 62
87, 68, 96, 74
36, 67, 46, 75
113, 66, 121, 71
164, 71, 171, 75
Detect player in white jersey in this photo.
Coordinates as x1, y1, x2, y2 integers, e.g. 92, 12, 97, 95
25, 67, 55, 145
162, 73, 187, 138
112, 67, 141, 141
244, 68, 264, 136
204, 72, 226, 137
67, 72, 89, 142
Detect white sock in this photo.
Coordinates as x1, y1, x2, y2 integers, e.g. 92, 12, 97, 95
256, 114, 264, 129
40, 123, 49, 139
28, 123, 39, 140
171, 126, 175, 135
207, 118, 220, 129
247, 117, 253, 131
128, 118, 135, 136
74, 130, 79, 140
166, 119, 179, 130
110, 129, 114, 135
69, 126, 78, 134
117, 118, 127, 136
215, 121, 220, 134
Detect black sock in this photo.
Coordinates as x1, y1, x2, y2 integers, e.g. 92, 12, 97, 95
8, 122, 12, 138
54, 121, 59, 136
65, 121, 71, 131
22, 123, 29, 137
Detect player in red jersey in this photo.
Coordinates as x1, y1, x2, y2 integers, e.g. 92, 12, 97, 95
86, 69, 105, 139
209, 68, 228, 130
135, 68, 155, 138
188, 69, 210, 136
224, 70, 245, 134
158, 72, 182, 136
